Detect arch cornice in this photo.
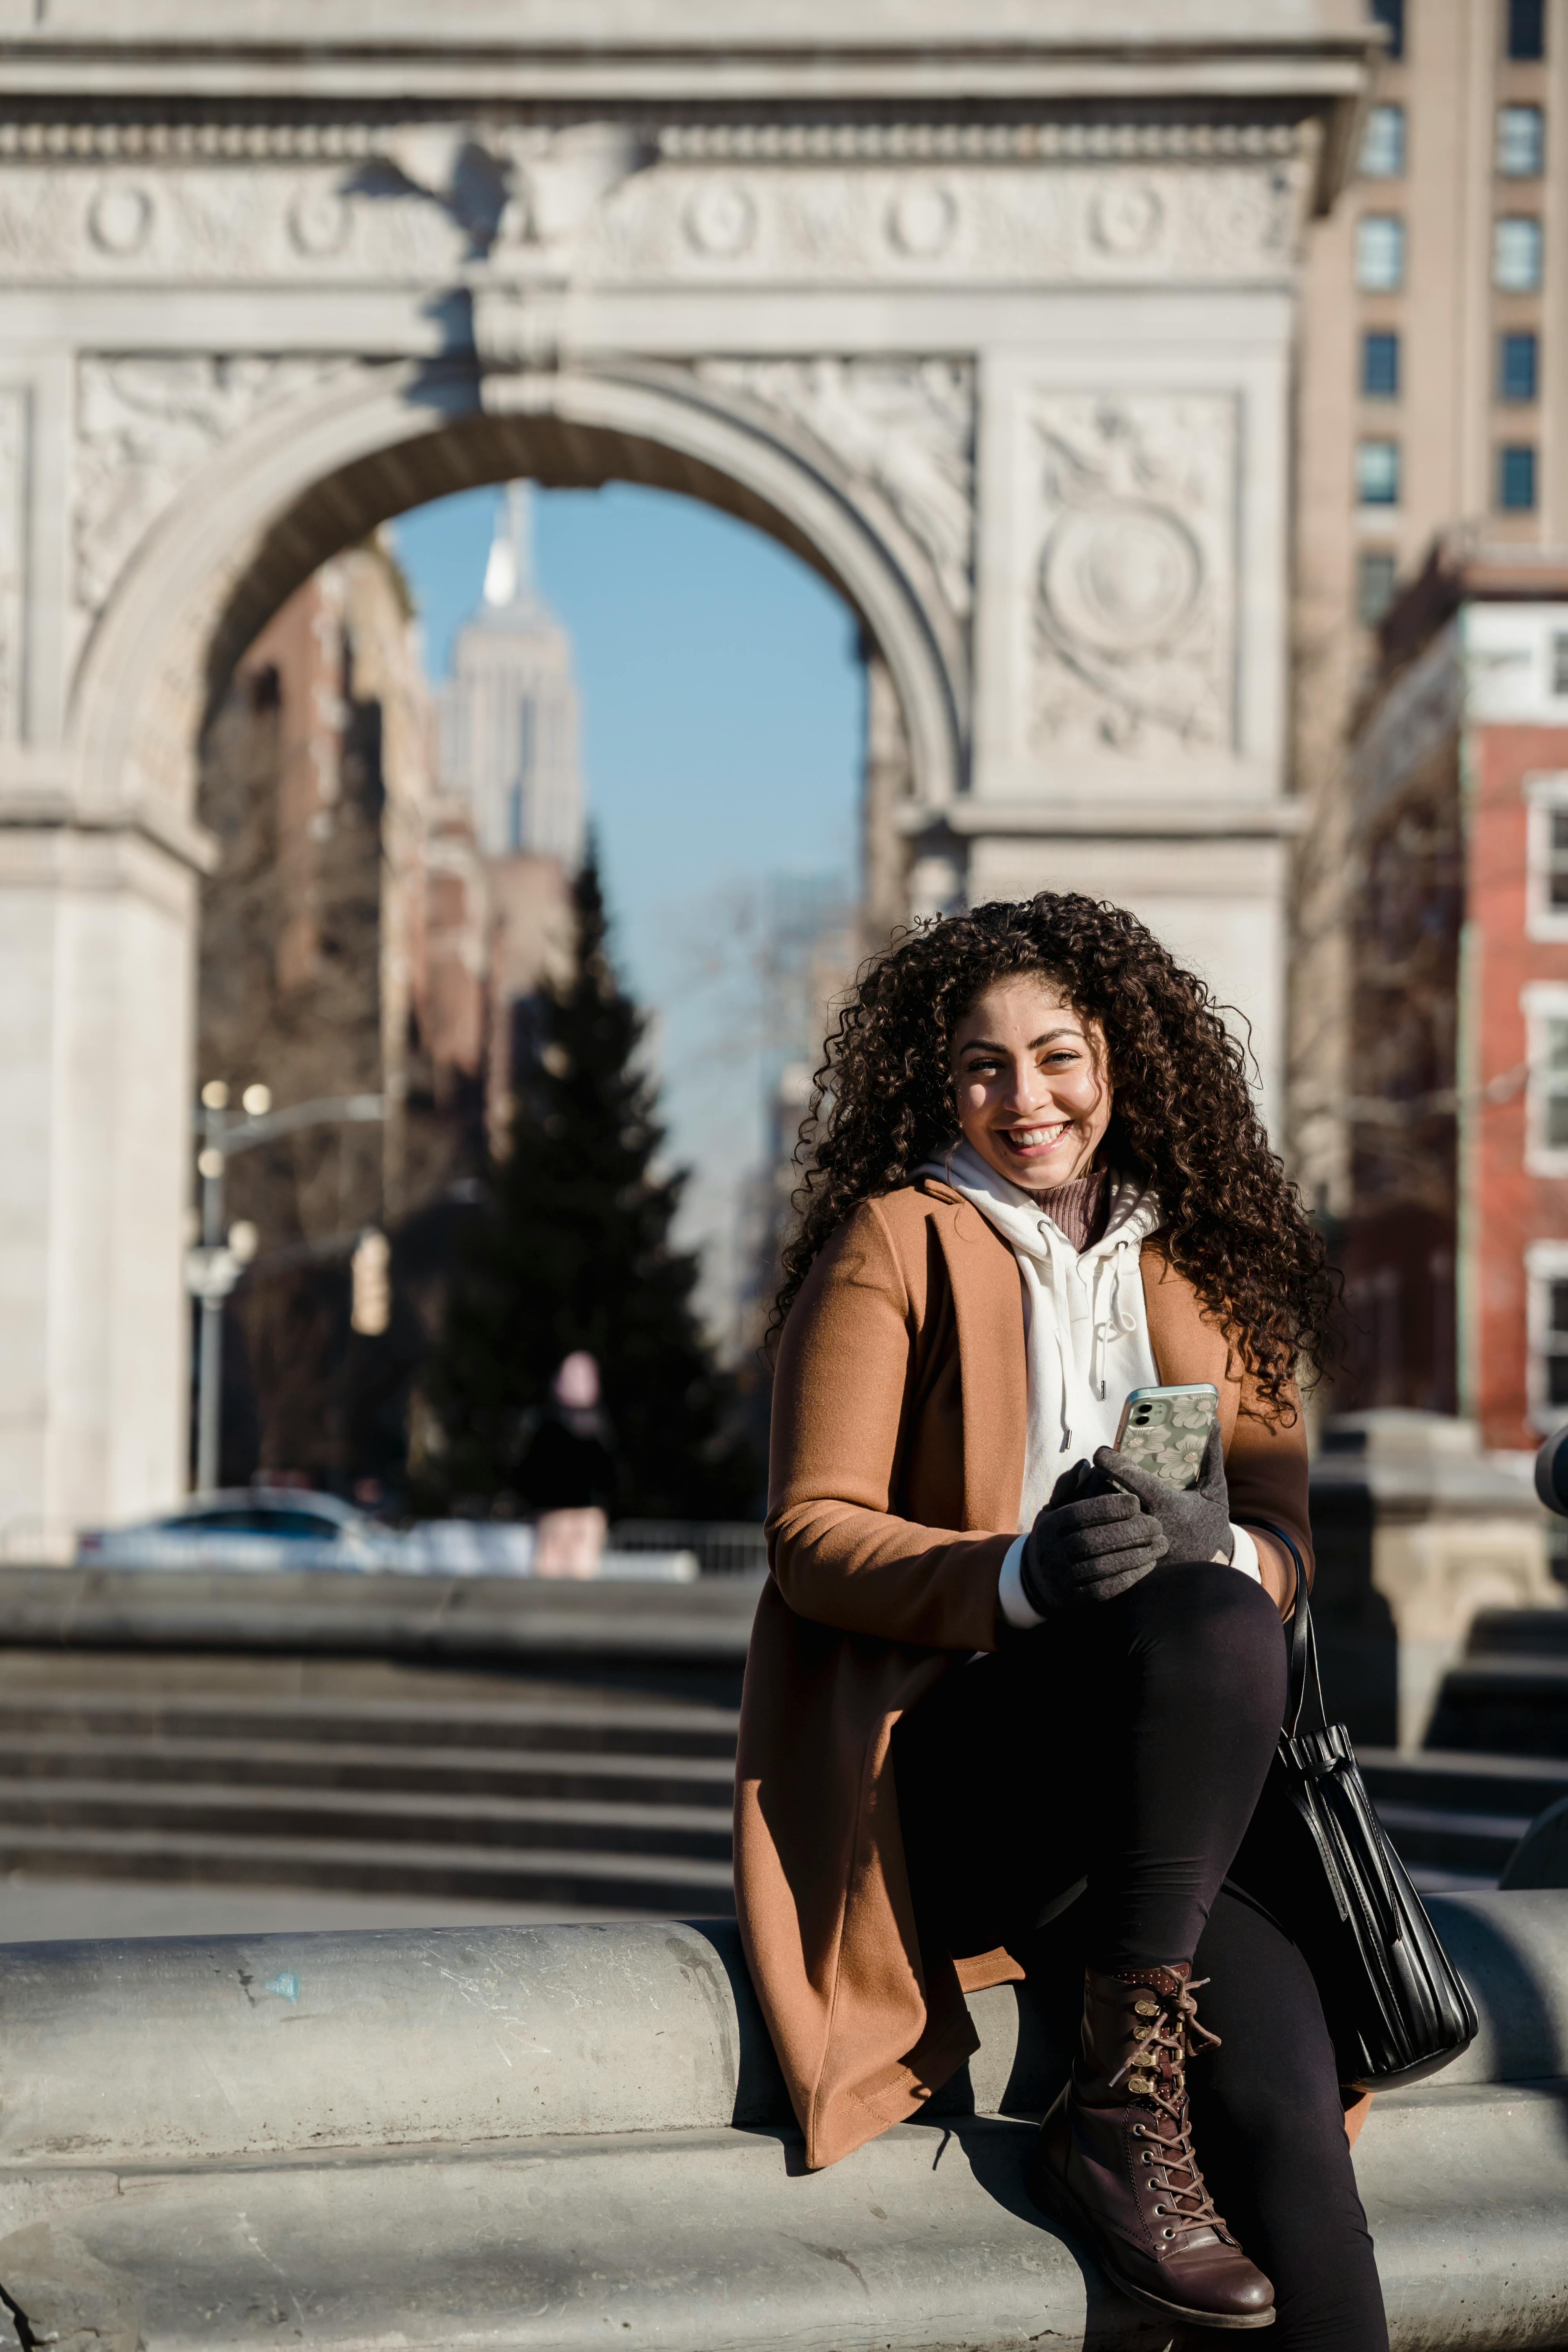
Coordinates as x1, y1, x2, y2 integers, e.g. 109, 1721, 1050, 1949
67, 352, 967, 850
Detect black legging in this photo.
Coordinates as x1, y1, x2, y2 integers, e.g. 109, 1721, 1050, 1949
892, 1560, 1388, 2352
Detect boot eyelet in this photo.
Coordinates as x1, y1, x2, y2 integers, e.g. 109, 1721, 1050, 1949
1162, 2228, 1176, 2240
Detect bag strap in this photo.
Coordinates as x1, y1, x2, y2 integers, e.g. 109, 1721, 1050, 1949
1248, 1519, 1323, 1736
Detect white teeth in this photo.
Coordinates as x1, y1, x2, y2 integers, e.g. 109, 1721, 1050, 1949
1005, 1125, 1065, 1147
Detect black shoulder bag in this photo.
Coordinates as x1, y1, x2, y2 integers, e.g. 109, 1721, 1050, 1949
1228, 1529, 1479, 2094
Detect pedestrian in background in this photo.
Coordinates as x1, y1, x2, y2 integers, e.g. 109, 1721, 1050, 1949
519, 1352, 618, 1577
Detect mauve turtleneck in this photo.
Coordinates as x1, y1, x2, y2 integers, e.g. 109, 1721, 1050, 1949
1030, 1165, 1111, 1252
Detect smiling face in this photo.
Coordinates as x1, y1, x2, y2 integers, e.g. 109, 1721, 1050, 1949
950, 974, 1112, 1192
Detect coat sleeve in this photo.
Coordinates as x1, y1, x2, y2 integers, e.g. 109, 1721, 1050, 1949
1226, 1373, 1314, 1595
766, 1202, 1011, 1652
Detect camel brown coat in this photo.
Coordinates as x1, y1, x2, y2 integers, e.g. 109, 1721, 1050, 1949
734, 1177, 1313, 2173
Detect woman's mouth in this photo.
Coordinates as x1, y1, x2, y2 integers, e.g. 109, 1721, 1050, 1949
996, 1122, 1071, 1158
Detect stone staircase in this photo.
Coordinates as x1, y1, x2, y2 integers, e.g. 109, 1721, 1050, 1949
0, 1650, 740, 1916
1, 1651, 1553, 1909
3, 1573, 1567, 1913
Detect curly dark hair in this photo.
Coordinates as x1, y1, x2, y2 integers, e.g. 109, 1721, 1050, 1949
772, 892, 1336, 1419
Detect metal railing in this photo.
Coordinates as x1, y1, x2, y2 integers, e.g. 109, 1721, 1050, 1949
608, 1520, 768, 1576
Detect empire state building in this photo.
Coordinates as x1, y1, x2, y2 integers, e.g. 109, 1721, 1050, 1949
436, 483, 583, 866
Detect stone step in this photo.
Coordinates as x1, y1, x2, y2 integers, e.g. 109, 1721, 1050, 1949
5, 2085, 1564, 2352
0, 1778, 735, 1861
0, 1824, 736, 1912
1368, 1800, 1533, 1877
0, 1734, 737, 1808
1359, 1747, 1568, 1817
1424, 1656, 1568, 1759
0, 1569, 762, 1702
1466, 1608, 1568, 1659
0, 1685, 740, 1759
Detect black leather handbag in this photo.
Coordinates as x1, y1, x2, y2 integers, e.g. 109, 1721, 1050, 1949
1228, 1530, 1479, 2094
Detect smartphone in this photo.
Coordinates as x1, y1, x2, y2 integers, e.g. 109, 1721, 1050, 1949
1112, 1383, 1221, 1492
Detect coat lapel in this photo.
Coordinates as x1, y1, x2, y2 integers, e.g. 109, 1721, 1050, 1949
923, 1182, 1028, 1533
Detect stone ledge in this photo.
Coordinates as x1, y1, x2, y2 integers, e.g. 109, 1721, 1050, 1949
0, 1895, 1560, 2349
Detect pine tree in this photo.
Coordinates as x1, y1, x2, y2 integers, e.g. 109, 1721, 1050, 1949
424, 844, 759, 1518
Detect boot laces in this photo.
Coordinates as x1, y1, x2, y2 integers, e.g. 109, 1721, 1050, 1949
1112, 1976, 1231, 2242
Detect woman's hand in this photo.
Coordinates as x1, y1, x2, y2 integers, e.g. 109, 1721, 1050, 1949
1018, 1459, 1169, 1617
1093, 1424, 1233, 1567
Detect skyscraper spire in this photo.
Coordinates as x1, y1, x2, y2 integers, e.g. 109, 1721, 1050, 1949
437, 475, 581, 867
482, 479, 535, 612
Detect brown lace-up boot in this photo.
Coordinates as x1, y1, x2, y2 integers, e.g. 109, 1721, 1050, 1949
1026, 1962, 1275, 2330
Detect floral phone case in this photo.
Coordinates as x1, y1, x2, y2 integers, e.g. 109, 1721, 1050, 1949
1112, 1384, 1220, 1492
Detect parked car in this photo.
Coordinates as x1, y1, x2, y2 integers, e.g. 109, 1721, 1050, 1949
75, 1488, 398, 1572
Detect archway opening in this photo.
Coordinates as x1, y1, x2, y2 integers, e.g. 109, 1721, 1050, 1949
191, 459, 867, 1518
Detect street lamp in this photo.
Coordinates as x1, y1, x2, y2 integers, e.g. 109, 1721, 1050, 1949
185, 1085, 385, 1495
186, 1081, 267, 1496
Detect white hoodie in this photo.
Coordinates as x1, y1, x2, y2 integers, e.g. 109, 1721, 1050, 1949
922, 1140, 1260, 1626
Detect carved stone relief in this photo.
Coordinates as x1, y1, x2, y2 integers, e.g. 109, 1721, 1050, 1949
1029, 394, 1237, 759
698, 357, 974, 619
72, 356, 350, 616
0, 386, 25, 743
0, 166, 462, 280
584, 161, 1303, 287
372, 119, 654, 259
682, 178, 757, 258
0, 152, 1303, 287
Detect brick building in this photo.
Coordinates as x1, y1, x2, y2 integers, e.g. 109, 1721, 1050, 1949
1345, 539, 1568, 1448
1291, 0, 1568, 1216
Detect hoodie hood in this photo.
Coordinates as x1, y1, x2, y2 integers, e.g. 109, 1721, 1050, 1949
918, 1139, 1162, 1528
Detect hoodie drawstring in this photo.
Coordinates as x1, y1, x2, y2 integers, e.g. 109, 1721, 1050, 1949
1042, 1238, 1076, 1452
1089, 1237, 1140, 1402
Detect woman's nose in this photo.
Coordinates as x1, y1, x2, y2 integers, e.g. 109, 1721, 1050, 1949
1004, 1061, 1051, 1112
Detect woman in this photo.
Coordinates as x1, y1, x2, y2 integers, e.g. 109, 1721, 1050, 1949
519, 1351, 618, 1577
735, 894, 1384, 2351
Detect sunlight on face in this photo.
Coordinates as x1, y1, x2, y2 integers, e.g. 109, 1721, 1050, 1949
949, 975, 1112, 1193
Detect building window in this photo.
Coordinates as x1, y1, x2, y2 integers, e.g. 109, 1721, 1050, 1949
1361, 103, 1406, 177
1494, 214, 1544, 289
1499, 443, 1538, 507
1357, 439, 1401, 505
1498, 104, 1546, 175
1525, 776, 1568, 940
1500, 329, 1539, 400
1508, 0, 1545, 59
1539, 1025, 1568, 1147
1356, 214, 1406, 290
1526, 1243, 1568, 1432
1544, 806, 1568, 902
1356, 550, 1399, 625
1372, 0, 1405, 59
1554, 634, 1568, 693
1362, 329, 1401, 396
1524, 985, 1568, 1172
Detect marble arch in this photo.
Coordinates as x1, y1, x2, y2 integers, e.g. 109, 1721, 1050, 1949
0, 2, 1374, 1528
72, 356, 967, 877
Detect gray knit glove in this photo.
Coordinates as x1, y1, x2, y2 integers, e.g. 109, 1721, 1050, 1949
1017, 1459, 1169, 1617
1093, 1424, 1234, 1566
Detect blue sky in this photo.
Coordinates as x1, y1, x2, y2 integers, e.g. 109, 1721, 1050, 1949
391, 483, 864, 1337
